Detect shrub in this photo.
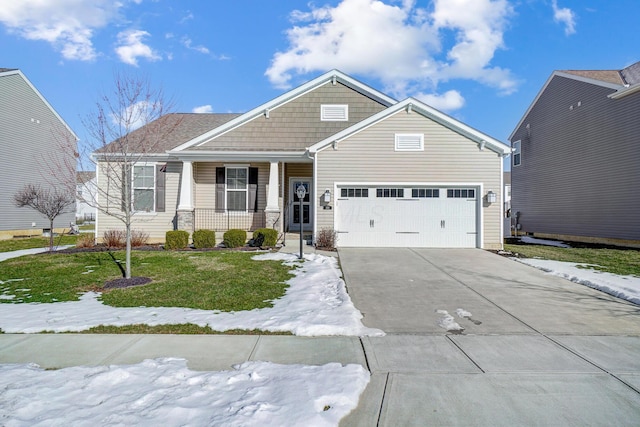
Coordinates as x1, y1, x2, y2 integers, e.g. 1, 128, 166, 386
76, 233, 95, 248
193, 229, 216, 249
315, 228, 337, 250
130, 229, 149, 247
252, 228, 278, 247
165, 230, 189, 250
103, 229, 125, 248
223, 229, 247, 248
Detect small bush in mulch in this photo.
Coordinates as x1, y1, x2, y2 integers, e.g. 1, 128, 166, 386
223, 229, 247, 248
315, 228, 338, 251
193, 229, 216, 249
165, 230, 190, 250
103, 276, 152, 289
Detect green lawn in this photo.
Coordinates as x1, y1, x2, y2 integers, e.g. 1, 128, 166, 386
0, 235, 78, 252
504, 244, 640, 277
0, 250, 295, 312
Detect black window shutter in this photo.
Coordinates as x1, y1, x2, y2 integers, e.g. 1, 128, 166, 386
248, 167, 259, 212
216, 167, 225, 211
155, 164, 166, 212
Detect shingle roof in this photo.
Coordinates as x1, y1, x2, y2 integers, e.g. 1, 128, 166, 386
77, 171, 95, 184
0, 68, 18, 73
96, 113, 242, 154
560, 69, 624, 85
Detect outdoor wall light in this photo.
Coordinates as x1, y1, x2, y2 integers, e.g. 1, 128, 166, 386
323, 189, 331, 203
487, 190, 497, 203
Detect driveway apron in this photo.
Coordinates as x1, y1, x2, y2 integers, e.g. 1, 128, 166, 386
338, 248, 640, 427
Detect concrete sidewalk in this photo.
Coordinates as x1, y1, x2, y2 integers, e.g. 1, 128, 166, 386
2, 333, 640, 425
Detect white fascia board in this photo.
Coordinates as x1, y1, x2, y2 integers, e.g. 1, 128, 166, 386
1, 69, 79, 140
92, 152, 172, 162
608, 83, 640, 99
311, 98, 510, 155
508, 71, 623, 141
171, 150, 311, 163
169, 69, 397, 153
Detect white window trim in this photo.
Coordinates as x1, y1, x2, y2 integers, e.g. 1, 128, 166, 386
132, 163, 156, 214
321, 104, 348, 121
513, 140, 521, 167
395, 133, 424, 151
225, 166, 249, 213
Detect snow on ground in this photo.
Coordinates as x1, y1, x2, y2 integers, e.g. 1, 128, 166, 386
0, 252, 384, 336
0, 358, 369, 427
515, 258, 640, 305
518, 236, 571, 248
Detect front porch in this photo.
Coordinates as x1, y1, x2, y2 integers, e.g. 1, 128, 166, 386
175, 160, 314, 236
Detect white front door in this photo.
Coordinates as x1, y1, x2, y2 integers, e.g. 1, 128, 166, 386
289, 178, 312, 231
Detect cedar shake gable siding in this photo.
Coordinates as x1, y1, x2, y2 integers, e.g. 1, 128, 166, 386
510, 73, 640, 245
193, 82, 388, 152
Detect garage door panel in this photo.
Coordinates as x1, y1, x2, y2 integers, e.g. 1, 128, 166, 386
336, 186, 478, 248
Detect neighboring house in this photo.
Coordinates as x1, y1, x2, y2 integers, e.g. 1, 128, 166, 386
509, 61, 640, 247
95, 70, 510, 249
0, 68, 78, 240
503, 171, 512, 236
76, 171, 97, 222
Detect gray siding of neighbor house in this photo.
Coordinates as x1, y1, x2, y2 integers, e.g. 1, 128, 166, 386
0, 72, 76, 234
316, 111, 503, 249
194, 82, 388, 151
510, 75, 640, 243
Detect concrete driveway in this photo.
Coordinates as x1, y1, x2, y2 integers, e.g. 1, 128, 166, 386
339, 248, 640, 426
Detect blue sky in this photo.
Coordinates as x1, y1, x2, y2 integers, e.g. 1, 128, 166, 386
1, 0, 638, 166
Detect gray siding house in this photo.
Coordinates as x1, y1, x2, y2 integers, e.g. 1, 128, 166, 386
509, 61, 640, 247
0, 68, 78, 239
95, 70, 510, 249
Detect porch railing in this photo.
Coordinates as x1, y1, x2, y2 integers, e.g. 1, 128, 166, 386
194, 209, 265, 231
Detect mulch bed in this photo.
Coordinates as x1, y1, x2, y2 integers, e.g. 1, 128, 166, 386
103, 276, 153, 289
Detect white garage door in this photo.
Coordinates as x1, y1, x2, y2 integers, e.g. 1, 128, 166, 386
335, 186, 478, 248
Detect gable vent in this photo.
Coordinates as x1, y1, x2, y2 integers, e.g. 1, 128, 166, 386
395, 133, 424, 151
321, 104, 348, 121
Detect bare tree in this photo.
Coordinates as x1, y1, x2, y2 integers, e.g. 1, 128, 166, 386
62, 71, 182, 279
14, 185, 75, 252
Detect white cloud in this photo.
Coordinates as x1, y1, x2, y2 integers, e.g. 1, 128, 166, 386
181, 37, 210, 55
0, 0, 122, 61
266, 0, 518, 107
415, 90, 465, 111
551, 0, 576, 35
115, 29, 162, 66
192, 105, 213, 114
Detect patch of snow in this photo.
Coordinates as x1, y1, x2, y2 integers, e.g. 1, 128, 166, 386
455, 308, 472, 319
514, 258, 640, 305
519, 236, 571, 248
0, 253, 384, 336
436, 310, 464, 332
0, 358, 369, 427
0, 245, 74, 262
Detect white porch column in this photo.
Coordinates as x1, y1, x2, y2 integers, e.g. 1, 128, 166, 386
177, 160, 194, 210
266, 161, 279, 211
265, 161, 281, 231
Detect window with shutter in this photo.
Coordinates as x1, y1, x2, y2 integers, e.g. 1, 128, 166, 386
321, 104, 348, 121
395, 134, 424, 151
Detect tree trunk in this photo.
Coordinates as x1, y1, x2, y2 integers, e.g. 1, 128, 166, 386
125, 224, 132, 279
49, 219, 55, 252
